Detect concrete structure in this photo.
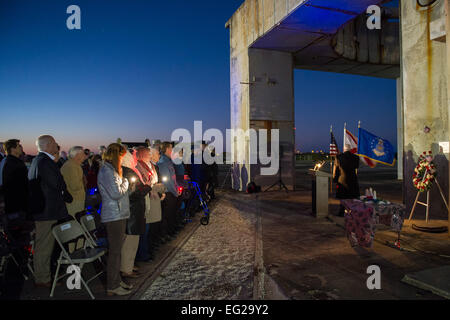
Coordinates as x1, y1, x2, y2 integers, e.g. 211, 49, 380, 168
226, 0, 400, 192
226, 0, 450, 232
401, 0, 449, 224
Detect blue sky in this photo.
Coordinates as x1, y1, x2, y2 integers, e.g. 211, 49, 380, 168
294, 70, 397, 153
0, 0, 397, 155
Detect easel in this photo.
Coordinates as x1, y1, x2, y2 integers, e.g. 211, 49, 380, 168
408, 172, 449, 222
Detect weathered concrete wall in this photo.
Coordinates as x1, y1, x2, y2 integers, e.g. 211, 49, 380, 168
249, 49, 295, 190
401, 0, 449, 219
227, 0, 304, 190
397, 77, 404, 181
333, 14, 400, 66
446, 0, 450, 235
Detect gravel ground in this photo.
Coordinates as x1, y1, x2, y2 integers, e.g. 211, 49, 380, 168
140, 196, 257, 300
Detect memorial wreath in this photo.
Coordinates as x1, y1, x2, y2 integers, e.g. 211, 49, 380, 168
412, 151, 436, 192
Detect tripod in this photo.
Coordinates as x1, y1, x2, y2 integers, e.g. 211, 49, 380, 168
220, 164, 234, 189
264, 145, 289, 192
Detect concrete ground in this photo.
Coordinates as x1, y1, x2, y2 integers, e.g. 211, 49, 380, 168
256, 161, 450, 300
253, 190, 450, 300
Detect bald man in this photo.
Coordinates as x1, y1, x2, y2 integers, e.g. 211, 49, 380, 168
28, 135, 72, 287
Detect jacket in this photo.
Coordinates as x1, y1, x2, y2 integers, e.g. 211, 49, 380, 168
2, 155, 29, 214
97, 162, 130, 223
136, 161, 165, 223
157, 154, 179, 196
28, 152, 70, 221
122, 166, 151, 235
61, 159, 86, 216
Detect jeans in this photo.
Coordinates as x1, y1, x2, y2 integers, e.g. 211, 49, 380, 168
136, 223, 150, 261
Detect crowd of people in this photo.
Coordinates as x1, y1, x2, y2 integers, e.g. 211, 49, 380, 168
0, 136, 219, 297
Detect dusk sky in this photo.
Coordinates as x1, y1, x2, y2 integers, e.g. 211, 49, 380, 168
0, 0, 397, 155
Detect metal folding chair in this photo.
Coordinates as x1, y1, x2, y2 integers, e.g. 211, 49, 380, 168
79, 212, 107, 266
79, 213, 100, 248
50, 220, 106, 299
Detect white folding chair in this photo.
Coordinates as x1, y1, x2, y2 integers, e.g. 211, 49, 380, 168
50, 220, 106, 299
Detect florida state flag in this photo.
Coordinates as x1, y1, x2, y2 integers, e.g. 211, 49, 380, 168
344, 129, 377, 168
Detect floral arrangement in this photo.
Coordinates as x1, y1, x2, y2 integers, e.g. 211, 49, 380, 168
413, 151, 436, 192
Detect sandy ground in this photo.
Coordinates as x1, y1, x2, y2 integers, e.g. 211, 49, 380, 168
140, 197, 257, 300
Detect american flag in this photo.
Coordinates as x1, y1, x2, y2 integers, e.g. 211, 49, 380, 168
330, 131, 339, 156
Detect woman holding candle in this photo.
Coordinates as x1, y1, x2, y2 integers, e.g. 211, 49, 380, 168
135, 146, 167, 261
97, 143, 131, 296
120, 150, 152, 278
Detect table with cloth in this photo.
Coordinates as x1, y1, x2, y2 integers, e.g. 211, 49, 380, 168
341, 199, 406, 248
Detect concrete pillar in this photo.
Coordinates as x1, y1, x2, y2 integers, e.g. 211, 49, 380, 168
445, 0, 450, 236
229, 48, 295, 191
247, 48, 295, 191
397, 77, 404, 181
227, 0, 304, 191
401, 0, 449, 221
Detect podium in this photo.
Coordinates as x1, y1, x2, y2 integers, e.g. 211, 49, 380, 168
309, 169, 332, 218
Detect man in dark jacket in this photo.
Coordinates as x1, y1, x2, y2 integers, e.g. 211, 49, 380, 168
28, 135, 71, 287
333, 144, 360, 216
158, 142, 182, 238
2, 139, 28, 217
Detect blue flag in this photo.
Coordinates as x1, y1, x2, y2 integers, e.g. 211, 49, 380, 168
357, 128, 395, 166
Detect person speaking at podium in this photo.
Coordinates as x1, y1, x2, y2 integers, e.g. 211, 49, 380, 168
333, 144, 360, 216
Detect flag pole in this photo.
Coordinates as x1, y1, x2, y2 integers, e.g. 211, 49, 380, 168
330, 125, 333, 194
357, 121, 361, 174
357, 120, 361, 153
343, 122, 347, 152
